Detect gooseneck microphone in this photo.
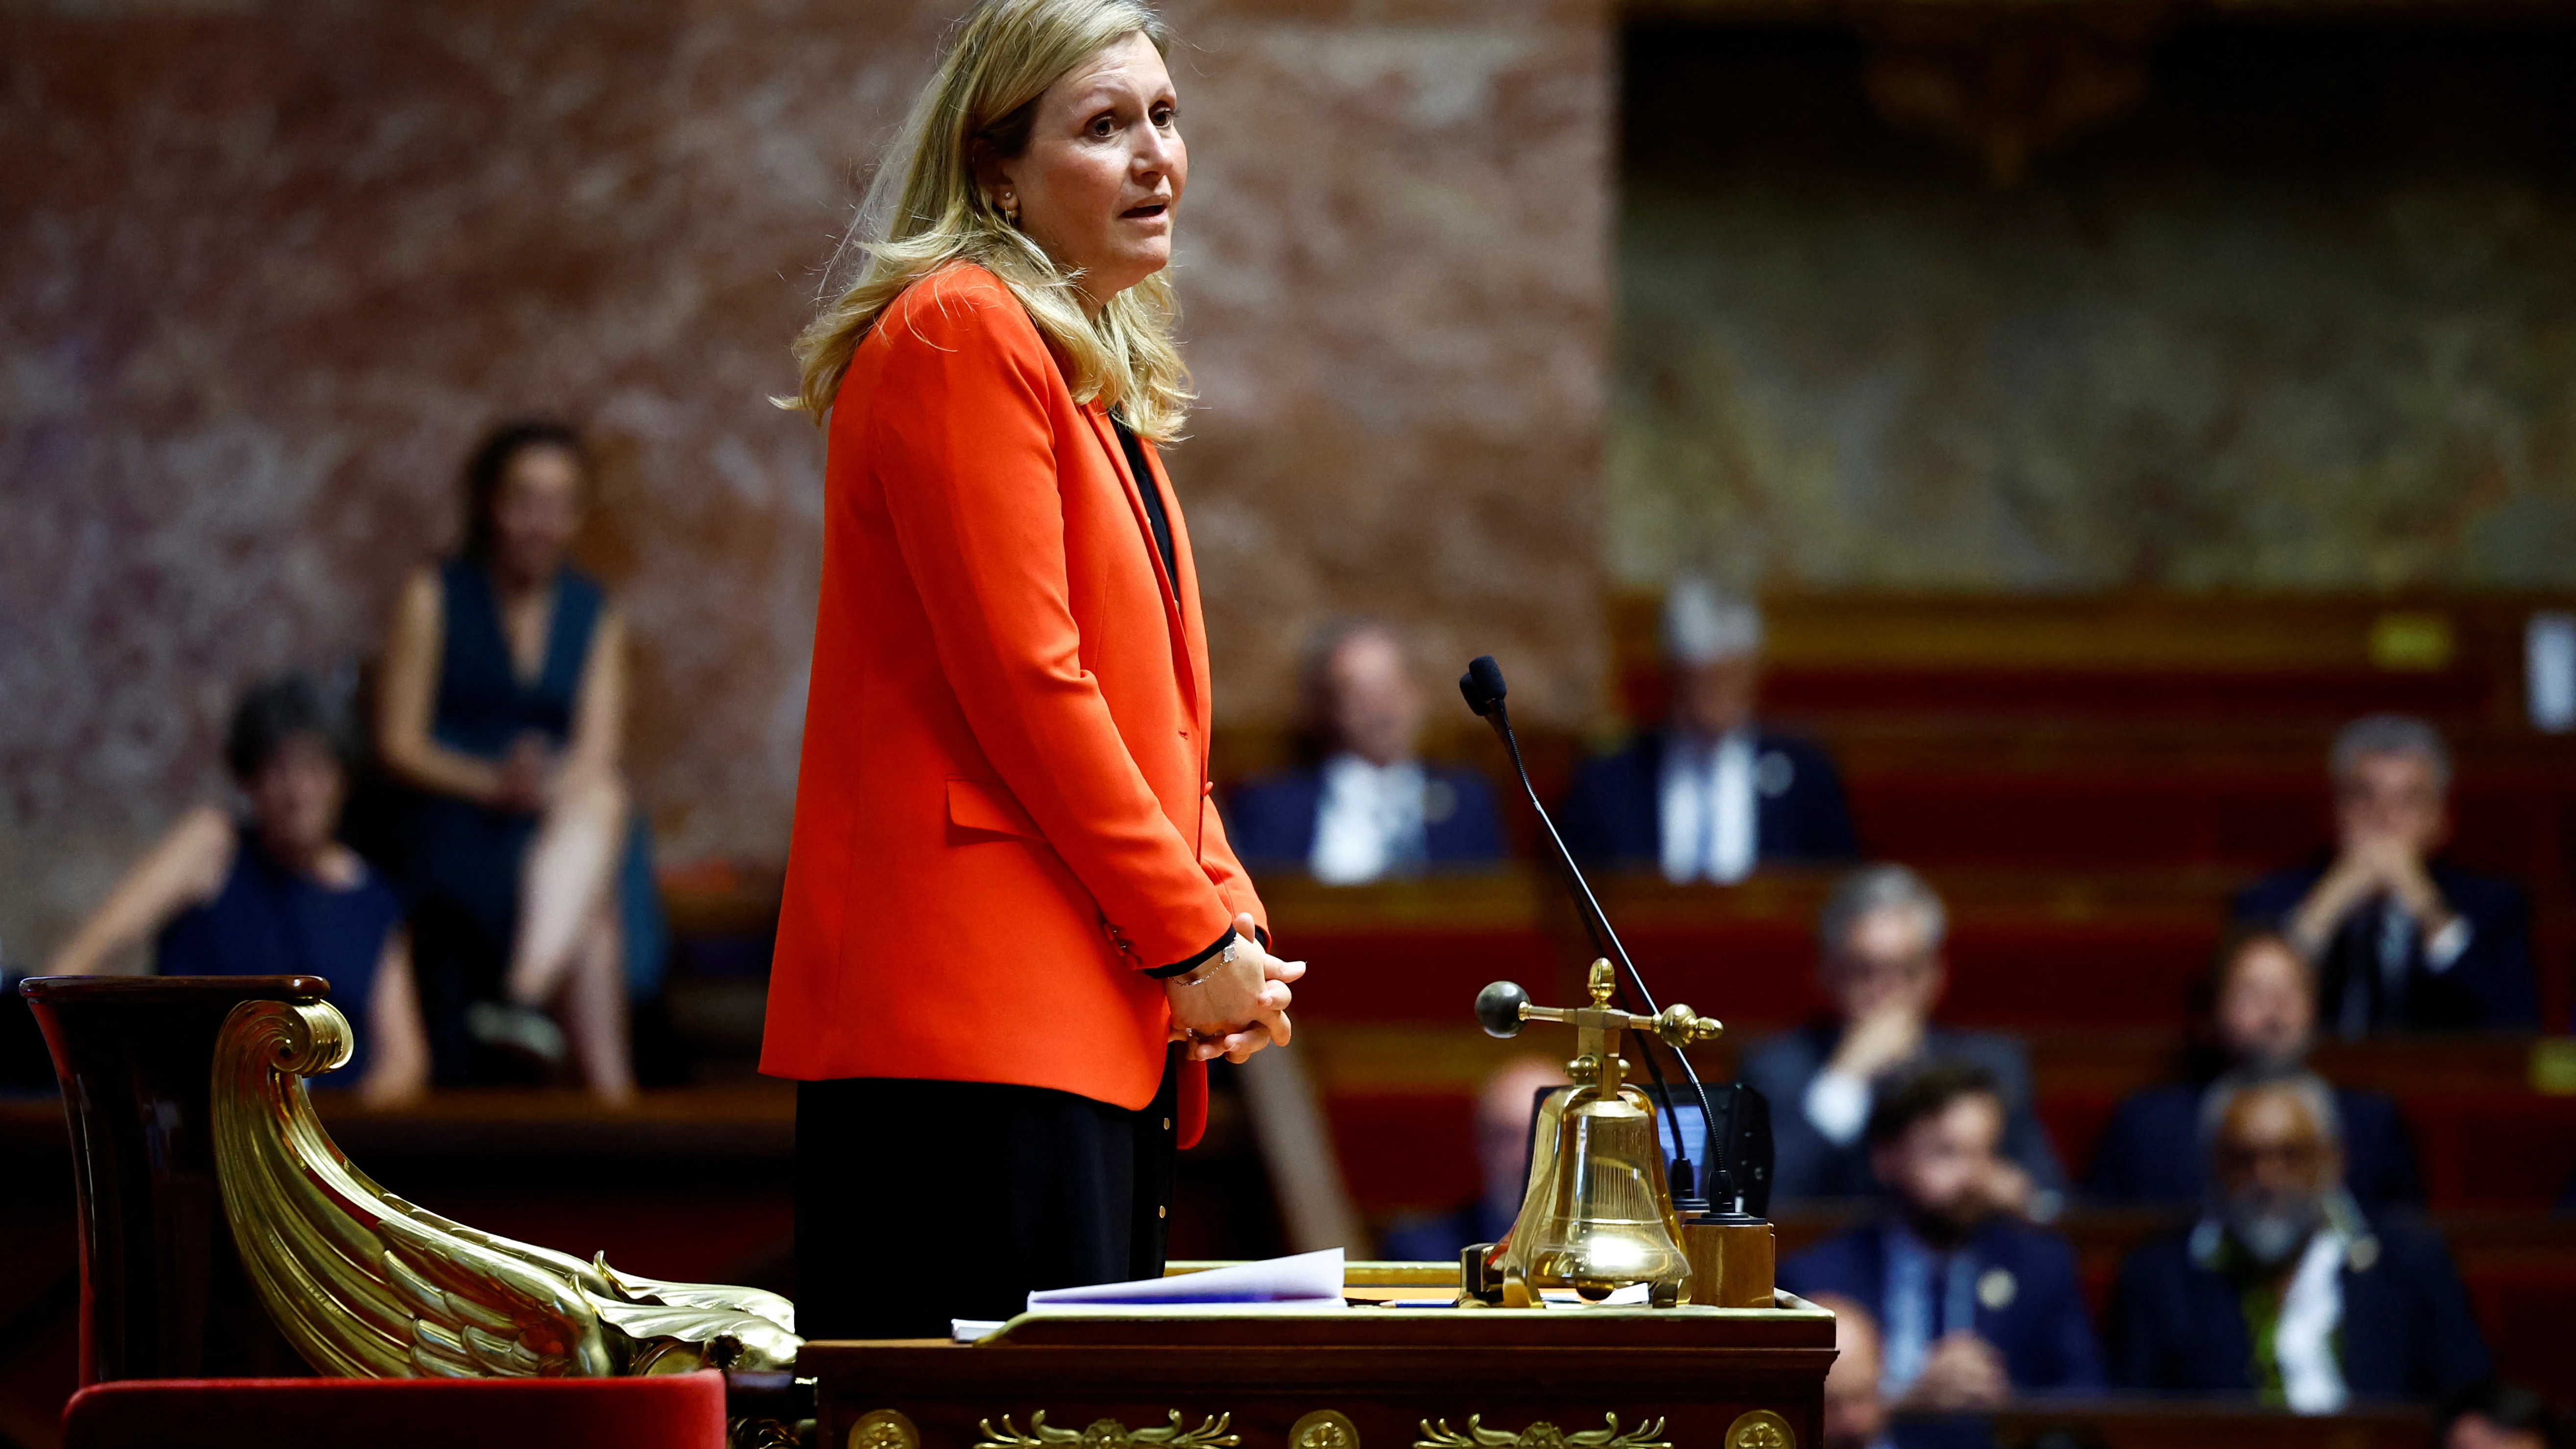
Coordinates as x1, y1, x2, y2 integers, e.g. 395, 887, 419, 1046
1459, 655, 1727, 1212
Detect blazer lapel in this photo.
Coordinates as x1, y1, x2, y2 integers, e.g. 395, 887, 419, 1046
1083, 406, 1201, 719
1142, 434, 1213, 733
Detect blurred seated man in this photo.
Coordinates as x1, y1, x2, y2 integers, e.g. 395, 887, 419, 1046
2438, 1382, 2569, 1449
1379, 1057, 1565, 1260
1227, 621, 1504, 884
2236, 715, 2536, 1032
1742, 867, 2066, 1206
2088, 927, 2421, 1208
1559, 579, 1855, 881
2110, 1068, 2490, 1408
1807, 1293, 1892, 1449
1780, 1063, 2106, 1409
46, 673, 430, 1106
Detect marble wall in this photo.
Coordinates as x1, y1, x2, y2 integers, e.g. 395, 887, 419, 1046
1612, 21, 2576, 596
0, 0, 1610, 959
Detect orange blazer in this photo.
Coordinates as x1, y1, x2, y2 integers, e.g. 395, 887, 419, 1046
761, 263, 1267, 1142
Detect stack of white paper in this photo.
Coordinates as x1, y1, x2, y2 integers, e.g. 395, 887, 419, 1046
1027, 1248, 1345, 1306
950, 1249, 1349, 1342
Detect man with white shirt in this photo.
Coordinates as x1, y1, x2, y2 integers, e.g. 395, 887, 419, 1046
2235, 715, 2538, 1031
2111, 1068, 2489, 1406
1739, 866, 2066, 1206
1225, 622, 1505, 884
1559, 579, 1855, 881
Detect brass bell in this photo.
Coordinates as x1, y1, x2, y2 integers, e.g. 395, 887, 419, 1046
1473, 962, 1722, 1308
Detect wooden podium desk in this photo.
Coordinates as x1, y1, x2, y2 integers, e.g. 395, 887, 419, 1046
799, 1278, 1835, 1449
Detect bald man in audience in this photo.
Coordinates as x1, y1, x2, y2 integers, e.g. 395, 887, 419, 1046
2236, 715, 2537, 1031
1808, 1294, 1892, 1449
2088, 927, 2421, 1208
1780, 1063, 2104, 1410
1559, 579, 1856, 881
2110, 1068, 2490, 1407
1227, 621, 1505, 884
2438, 1383, 2569, 1449
1378, 1057, 1566, 1261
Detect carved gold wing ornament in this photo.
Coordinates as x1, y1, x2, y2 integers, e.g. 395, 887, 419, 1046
1415, 1417, 1672, 1449
975, 1411, 1243, 1449
211, 998, 802, 1377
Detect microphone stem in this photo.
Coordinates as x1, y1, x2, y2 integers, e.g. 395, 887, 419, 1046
1487, 701, 1725, 1203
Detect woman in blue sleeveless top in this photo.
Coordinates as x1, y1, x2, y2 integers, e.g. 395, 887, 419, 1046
375, 419, 650, 1102
47, 675, 431, 1103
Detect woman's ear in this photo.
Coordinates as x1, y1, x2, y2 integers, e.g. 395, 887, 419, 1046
968, 140, 1013, 214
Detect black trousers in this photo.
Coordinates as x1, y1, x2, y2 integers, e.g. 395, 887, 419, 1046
795, 1047, 1181, 1339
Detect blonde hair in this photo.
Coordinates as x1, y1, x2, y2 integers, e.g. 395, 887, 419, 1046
787, 0, 1191, 439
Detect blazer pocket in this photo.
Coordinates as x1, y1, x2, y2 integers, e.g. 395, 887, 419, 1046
947, 776, 1042, 843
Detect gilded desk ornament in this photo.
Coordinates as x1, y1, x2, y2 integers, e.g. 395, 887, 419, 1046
737, 1416, 816, 1449
851, 1408, 923, 1449
1722, 1410, 1794, 1449
209, 997, 802, 1377
976, 1411, 1241, 1449
1415, 1416, 1672, 1449
1291, 1410, 1361, 1449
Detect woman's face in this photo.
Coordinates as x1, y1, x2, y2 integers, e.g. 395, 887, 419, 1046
492, 444, 585, 584
995, 31, 1186, 308
250, 732, 345, 860
2216, 938, 2314, 1067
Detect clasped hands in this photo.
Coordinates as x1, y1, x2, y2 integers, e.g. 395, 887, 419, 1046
1165, 912, 1306, 1063
2292, 827, 2453, 955
1900, 1330, 2010, 1412
490, 732, 558, 814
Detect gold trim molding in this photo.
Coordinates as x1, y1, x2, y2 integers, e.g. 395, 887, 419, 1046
976, 1411, 1243, 1449
851, 1409, 923, 1449
1725, 1410, 1796, 1449
1417, 1416, 1673, 1449
1293, 1411, 1362, 1449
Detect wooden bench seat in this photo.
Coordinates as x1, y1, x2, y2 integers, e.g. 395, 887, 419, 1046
1308, 1018, 2576, 1216
1252, 869, 2575, 1031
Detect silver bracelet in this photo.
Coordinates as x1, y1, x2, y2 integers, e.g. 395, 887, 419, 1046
1171, 937, 1239, 987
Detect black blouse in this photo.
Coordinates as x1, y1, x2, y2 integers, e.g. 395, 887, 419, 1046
1111, 417, 1176, 586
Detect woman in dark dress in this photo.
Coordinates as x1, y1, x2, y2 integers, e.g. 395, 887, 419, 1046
376, 420, 639, 1102
48, 674, 430, 1104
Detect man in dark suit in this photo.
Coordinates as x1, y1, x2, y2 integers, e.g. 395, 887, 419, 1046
1781, 1063, 2105, 1410
1226, 621, 1504, 883
2089, 927, 2421, 1208
1742, 866, 2067, 1207
2111, 1067, 2490, 1407
1559, 580, 1855, 880
2236, 714, 2537, 1032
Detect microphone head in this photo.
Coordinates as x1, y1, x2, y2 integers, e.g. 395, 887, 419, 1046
1458, 655, 1508, 718
1475, 980, 1531, 1038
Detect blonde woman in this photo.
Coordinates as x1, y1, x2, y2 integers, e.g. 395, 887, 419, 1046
764, 0, 1308, 1336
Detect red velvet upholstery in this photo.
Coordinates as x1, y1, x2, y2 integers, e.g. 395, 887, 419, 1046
62, 1372, 728, 1449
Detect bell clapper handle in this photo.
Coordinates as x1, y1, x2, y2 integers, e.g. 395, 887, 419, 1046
1478, 973, 1723, 1052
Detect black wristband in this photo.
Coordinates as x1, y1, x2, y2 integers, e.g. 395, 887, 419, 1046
1146, 925, 1238, 980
